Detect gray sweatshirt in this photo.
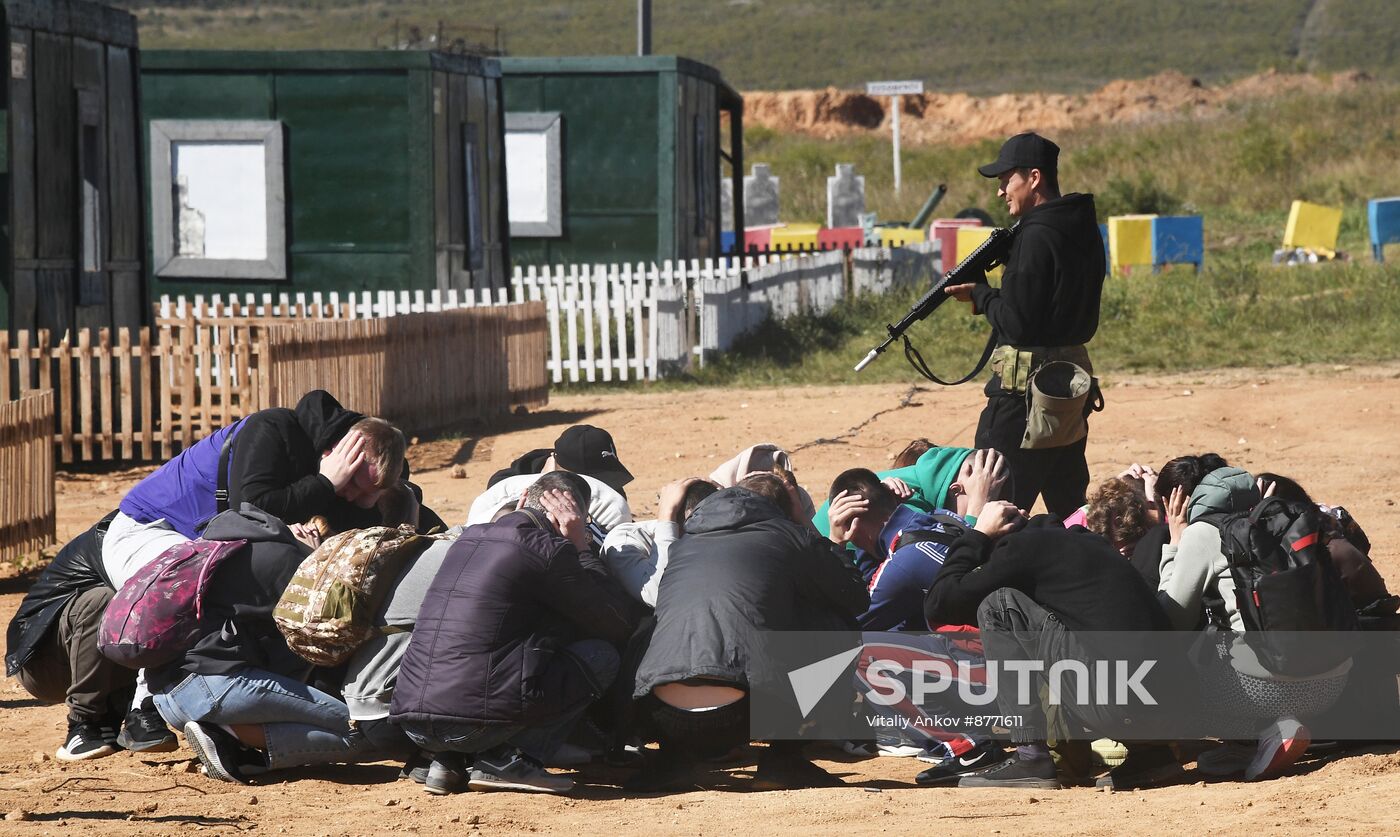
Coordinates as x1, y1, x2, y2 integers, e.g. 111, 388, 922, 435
342, 528, 461, 720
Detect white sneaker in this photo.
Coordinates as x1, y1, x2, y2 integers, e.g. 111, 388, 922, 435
1246, 717, 1312, 781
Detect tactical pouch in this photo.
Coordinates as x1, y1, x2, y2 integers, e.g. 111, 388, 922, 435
991, 345, 1038, 394
1021, 361, 1102, 450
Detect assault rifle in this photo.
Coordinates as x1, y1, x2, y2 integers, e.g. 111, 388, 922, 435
853, 223, 1018, 384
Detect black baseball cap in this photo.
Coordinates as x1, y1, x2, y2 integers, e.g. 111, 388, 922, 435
553, 425, 633, 493
978, 132, 1060, 178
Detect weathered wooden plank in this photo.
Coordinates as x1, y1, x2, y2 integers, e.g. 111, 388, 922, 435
77, 329, 94, 460
98, 329, 114, 458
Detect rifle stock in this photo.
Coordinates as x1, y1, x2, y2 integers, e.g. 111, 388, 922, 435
853, 223, 1018, 372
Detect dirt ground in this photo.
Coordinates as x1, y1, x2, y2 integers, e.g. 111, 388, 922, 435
4, 364, 1400, 834
743, 69, 1372, 145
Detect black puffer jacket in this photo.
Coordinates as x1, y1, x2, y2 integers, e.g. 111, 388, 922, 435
390, 510, 634, 727
6, 512, 116, 677
969, 193, 1105, 356
632, 488, 869, 698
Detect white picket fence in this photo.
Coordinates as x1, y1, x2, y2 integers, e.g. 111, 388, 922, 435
155, 247, 904, 386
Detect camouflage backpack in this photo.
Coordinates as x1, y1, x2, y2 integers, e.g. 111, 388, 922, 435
273, 525, 443, 666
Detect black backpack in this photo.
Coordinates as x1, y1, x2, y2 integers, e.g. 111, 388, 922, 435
1206, 497, 1358, 676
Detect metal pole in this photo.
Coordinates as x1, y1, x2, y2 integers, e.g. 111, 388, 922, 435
638, 0, 652, 56
892, 95, 902, 195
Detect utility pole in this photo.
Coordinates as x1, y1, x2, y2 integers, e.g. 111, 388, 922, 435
637, 0, 652, 56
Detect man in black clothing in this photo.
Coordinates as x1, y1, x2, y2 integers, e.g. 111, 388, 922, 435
945, 133, 1105, 517
924, 502, 1185, 790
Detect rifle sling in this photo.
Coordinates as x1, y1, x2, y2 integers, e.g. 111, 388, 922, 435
901, 330, 997, 387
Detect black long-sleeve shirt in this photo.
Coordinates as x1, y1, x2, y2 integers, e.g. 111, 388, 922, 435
924, 518, 1169, 634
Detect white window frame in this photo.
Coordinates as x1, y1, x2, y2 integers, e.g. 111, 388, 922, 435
149, 119, 287, 280
505, 112, 563, 237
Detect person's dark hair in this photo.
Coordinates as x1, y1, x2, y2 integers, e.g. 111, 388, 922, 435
522, 471, 591, 516
827, 468, 900, 519
1084, 477, 1151, 549
680, 479, 721, 522
1156, 453, 1229, 503
893, 439, 936, 469
1033, 166, 1060, 196
739, 472, 795, 520
1255, 472, 1313, 506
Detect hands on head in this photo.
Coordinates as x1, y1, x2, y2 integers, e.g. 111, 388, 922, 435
535, 488, 591, 553
973, 499, 1028, 540
827, 489, 870, 547
955, 448, 1010, 519
658, 477, 701, 524
1165, 485, 1190, 545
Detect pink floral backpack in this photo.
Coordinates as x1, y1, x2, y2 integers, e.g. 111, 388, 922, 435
98, 538, 248, 669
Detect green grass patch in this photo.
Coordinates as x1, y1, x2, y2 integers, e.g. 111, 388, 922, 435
114, 0, 1400, 92
595, 258, 1400, 392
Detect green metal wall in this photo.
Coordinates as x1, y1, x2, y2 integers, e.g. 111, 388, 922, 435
140, 65, 431, 298
502, 57, 733, 267
503, 72, 661, 265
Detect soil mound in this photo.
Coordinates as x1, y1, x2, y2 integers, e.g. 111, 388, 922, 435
743, 70, 1372, 145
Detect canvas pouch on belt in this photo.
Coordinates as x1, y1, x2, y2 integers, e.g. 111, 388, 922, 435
991, 345, 1102, 449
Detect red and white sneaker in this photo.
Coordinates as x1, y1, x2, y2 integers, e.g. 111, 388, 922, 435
1246, 716, 1311, 781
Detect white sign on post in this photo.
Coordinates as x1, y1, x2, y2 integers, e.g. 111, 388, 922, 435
866, 80, 924, 195
865, 80, 924, 97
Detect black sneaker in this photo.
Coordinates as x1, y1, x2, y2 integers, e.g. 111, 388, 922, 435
118, 701, 178, 753
468, 747, 573, 794
957, 755, 1062, 789
916, 743, 1008, 786
57, 723, 118, 762
400, 752, 431, 784
424, 752, 468, 796
621, 752, 698, 793
1094, 744, 1185, 791
182, 721, 267, 784
753, 750, 845, 790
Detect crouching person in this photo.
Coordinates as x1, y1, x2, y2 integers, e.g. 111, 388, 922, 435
628, 474, 870, 792
389, 473, 635, 796
6, 515, 137, 760
149, 506, 400, 783
925, 501, 1186, 790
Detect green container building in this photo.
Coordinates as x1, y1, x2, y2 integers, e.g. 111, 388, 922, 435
139, 50, 510, 298
501, 56, 743, 267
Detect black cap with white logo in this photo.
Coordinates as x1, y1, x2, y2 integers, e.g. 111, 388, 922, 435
553, 425, 633, 494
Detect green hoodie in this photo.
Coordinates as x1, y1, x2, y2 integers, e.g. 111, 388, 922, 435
812, 446, 973, 537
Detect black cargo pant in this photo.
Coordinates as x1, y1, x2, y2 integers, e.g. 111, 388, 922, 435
975, 392, 1089, 518
17, 586, 135, 726
977, 588, 1124, 744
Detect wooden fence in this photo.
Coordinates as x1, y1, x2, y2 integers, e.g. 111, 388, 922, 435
1, 326, 263, 464
261, 303, 548, 434
3, 302, 547, 465
0, 391, 55, 561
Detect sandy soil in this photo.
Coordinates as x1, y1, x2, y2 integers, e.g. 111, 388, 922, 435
4, 364, 1400, 834
742, 69, 1373, 145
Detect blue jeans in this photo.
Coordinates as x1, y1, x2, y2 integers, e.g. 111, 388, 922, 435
154, 668, 398, 771
401, 639, 619, 762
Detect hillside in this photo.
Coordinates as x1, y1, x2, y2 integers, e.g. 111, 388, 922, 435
112, 0, 1400, 93
743, 69, 1371, 146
